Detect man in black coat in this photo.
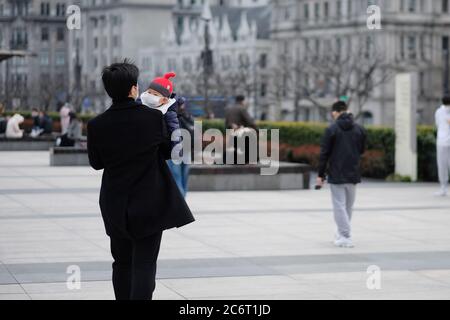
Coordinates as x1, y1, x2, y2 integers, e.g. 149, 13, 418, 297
317, 101, 366, 248
87, 60, 194, 300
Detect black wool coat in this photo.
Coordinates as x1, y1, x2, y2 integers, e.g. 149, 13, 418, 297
87, 98, 195, 239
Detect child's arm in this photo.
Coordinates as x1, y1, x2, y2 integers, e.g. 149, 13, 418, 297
164, 108, 181, 150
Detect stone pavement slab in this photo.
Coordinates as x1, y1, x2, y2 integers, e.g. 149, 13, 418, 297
1, 151, 450, 300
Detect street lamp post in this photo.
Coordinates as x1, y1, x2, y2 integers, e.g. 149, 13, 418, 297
74, 39, 82, 112
201, 0, 213, 118
444, 47, 449, 95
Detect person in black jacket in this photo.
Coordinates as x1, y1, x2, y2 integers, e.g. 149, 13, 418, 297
317, 101, 366, 248
167, 98, 195, 197
87, 60, 195, 300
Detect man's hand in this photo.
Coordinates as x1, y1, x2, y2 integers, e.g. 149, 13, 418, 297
316, 177, 324, 187
447, 119, 450, 125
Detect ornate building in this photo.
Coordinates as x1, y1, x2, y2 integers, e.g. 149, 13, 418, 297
67, 0, 176, 112
139, 0, 272, 118
271, 0, 450, 125
0, 0, 68, 110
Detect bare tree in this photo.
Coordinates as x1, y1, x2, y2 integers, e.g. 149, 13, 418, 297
265, 49, 297, 121
38, 75, 67, 111
295, 34, 393, 121
267, 34, 394, 122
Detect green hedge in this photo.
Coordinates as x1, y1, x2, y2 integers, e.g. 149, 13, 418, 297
4, 111, 94, 122
4, 111, 438, 181
201, 119, 437, 182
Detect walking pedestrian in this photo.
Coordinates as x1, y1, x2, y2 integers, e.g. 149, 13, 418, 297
435, 96, 450, 196
317, 101, 367, 248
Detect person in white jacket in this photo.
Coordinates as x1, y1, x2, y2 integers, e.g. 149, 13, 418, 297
5, 114, 24, 139
59, 103, 71, 134
435, 96, 450, 196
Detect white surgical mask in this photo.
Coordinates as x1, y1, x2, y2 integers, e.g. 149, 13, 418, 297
140, 92, 162, 107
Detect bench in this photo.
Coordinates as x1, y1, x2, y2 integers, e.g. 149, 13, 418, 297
188, 162, 311, 191
49, 147, 89, 166
49, 147, 312, 190
0, 135, 56, 151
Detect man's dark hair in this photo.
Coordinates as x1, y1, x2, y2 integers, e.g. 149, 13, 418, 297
332, 101, 348, 113
102, 59, 139, 101
235, 95, 245, 103
443, 96, 450, 106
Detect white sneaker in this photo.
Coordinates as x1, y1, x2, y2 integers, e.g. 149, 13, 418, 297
334, 237, 354, 248
434, 189, 448, 197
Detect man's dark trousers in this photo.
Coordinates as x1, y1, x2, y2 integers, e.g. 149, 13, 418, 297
110, 231, 163, 300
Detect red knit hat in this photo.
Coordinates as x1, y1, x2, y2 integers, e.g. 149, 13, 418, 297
148, 72, 176, 98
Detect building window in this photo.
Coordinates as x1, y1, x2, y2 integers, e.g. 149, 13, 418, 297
362, 111, 374, 126
304, 3, 309, 20
40, 51, 50, 66
142, 57, 152, 70
40, 2, 50, 16
400, 35, 405, 59
11, 28, 28, 50
443, 0, 449, 12
443, 36, 449, 58
56, 3, 66, 16
112, 35, 120, 47
420, 34, 427, 60
407, 0, 416, 12
221, 55, 231, 69
419, 71, 425, 95
315, 38, 320, 57
260, 82, 267, 97
57, 27, 65, 42
284, 7, 290, 20
111, 15, 120, 26
12, 0, 29, 16
408, 36, 417, 59
41, 27, 49, 41
336, 0, 342, 18
259, 53, 267, 69
168, 58, 177, 71
365, 36, 374, 59
183, 58, 192, 72
324, 2, 329, 20
94, 37, 98, 49
56, 52, 66, 66
314, 2, 320, 21
336, 37, 342, 61
238, 53, 250, 68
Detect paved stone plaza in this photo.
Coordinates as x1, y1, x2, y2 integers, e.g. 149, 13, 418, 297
1, 151, 450, 300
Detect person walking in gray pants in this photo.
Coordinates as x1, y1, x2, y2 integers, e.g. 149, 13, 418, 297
316, 101, 367, 248
435, 96, 450, 197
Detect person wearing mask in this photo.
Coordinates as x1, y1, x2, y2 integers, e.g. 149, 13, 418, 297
435, 96, 450, 196
317, 101, 367, 248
